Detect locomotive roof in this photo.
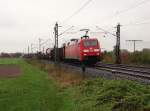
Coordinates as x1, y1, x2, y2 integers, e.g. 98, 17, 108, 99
64, 37, 98, 46
80, 38, 98, 41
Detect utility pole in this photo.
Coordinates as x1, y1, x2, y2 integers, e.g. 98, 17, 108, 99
96, 24, 122, 64
126, 40, 143, 53
115, 23, 121, 64
54, 22, 59, 64
39, 38, 42, 52
28, 45, 30, 55
31, 44, 33, 53
24, 48, 26, 54
43, 46, 45, 53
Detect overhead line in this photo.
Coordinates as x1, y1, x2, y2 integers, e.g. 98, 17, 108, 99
116, 0, 150, 15
62, 0, 94, 24
58, 26, 74, 36
101, 0, 150, 23
96, 26, 116, 37
40, 39, 51, 46
123, 20, 150, 27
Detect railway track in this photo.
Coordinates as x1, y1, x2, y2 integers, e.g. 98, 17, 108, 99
95, 63, 150, 81
58, 61, 150, 80
96, 63, 150, 71
40, 59, 150, 83
61, 62, 150, 81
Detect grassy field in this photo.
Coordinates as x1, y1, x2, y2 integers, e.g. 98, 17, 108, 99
0, 58, 75, 111
0, 58, 150, 111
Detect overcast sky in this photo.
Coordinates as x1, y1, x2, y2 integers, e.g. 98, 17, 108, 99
0, 0, 150, 53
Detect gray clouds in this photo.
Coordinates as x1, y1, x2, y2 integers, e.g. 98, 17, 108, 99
0, 0, 150, 52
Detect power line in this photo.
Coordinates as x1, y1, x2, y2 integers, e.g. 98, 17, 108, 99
100, 0, 150, 23
58, 26, 74, 36
126, 40, 143, 52
40, 38, 51, 46
38, 38, 42, 52
123, 20, 150, 27
116, 0, 150, 15
62, 0, 94, 24
96, 26, 116, 37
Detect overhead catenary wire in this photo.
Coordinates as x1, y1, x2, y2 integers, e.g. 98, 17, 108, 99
58, 26, 74, 36
96, 26, 116, 37
62, 0, 94, 24
40, 38, 52, 46
32, 47, 38, 49
116, 0, 150, 15
122, 20, 150, 27
100, 0, 150, 23
61, 0, 150, 38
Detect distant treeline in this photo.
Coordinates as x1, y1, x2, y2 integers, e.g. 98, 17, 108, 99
103, 48, 150, 65
0, 53, 22, 58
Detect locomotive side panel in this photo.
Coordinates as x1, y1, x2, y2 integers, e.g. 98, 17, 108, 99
65, 42, 80, 60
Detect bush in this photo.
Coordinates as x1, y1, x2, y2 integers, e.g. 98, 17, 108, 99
103, 49, 150, 65
77, 78, 150, 111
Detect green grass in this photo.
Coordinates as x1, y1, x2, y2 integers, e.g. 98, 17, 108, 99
0, 58, 74, 111
71, 78, 150, 111
0, 58, 150, 111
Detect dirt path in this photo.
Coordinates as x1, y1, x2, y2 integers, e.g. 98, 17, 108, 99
0, 65, 21, 77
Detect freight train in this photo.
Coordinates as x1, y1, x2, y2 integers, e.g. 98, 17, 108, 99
43, 35, 102, 64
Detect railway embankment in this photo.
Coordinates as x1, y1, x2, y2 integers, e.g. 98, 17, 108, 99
27, 58, 150, 111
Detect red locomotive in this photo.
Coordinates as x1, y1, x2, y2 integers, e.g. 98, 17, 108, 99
43, 30, 102, 64
63, 36, 101, 64
46, 36, 101, 64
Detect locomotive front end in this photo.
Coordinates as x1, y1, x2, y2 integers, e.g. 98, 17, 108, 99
80, 38, 101, 64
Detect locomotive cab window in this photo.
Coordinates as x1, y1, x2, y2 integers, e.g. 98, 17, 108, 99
83, 40, 98, 47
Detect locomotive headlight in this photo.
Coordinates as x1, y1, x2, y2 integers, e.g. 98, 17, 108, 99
94, 49, 100, 52
83, 49, 89, 52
